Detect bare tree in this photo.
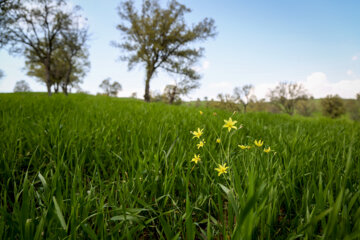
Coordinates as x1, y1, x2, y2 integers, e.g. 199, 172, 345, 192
267, 82, 308, 115
233, 84, 254, 113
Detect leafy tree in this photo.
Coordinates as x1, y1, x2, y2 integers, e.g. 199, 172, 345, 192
295, 97, 315, 117
13, 80, 31, 92
321, 95, 345, 119
99, 78, 122, 97
113, 0, 216, 102
233, 84, 254, 113
4, 0, 74, 96
22, 6, 89, 95
267, 82, 309, 115
0, 0, 20, 48
163, 73, 200, 104
60, 16, 90, 95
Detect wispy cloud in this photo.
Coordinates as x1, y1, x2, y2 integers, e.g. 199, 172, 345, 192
352, 55, 358, 61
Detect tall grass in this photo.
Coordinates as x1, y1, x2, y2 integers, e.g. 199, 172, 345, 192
1, 93, 359, 239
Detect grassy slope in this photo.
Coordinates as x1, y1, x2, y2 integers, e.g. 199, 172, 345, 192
1, 93, 360, 239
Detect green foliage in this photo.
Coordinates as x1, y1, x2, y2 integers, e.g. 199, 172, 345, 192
1, 93, 360, 239
13, 80, 31, 92
295, 98, 316, 117
268, 82, 309, 115
346, 99, 360, 121
4, 0, 88, 96
99, 78, 122, 97
321, 94, 346, 119
113, 0, 216, 101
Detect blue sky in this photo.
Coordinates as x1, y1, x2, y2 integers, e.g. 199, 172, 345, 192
1, 0, 360, 99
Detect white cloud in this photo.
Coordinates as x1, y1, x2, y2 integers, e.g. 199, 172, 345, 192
301, 72, 360, 98
352, 56, 358, 61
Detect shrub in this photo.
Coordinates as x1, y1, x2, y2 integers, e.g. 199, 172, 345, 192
321, 95, 345, 119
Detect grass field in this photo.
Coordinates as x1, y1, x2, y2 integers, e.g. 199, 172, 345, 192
1, 93, 360, 239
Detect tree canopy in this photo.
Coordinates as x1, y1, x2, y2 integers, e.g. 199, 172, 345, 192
99, 78, 122, 97
3, 0, 89, 96
113, 0, 216, 102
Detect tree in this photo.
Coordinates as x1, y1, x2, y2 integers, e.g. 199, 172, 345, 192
113, 0, 216, 102
4, 0, 74, 96
233, 84, 254, 113
163, 73, 200, 104
321, 95, 345, 119
295, 98, 315, 117
21, 5, 89, 95
13, 80, 31, 92
0, 0, 20, 48
59, 14, 90, 95
99, 78, 122, 97
267, 82, 309, 115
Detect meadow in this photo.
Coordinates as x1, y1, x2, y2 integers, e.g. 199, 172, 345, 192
1, 93, 360, 239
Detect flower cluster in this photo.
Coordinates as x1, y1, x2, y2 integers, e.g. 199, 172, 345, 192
190, 112, 275, 178
238, 139, 273, 154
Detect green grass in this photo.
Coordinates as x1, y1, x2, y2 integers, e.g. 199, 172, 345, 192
1, 93, 360, 239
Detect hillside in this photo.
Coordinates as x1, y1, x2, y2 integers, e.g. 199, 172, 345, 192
1, 93, 360, 239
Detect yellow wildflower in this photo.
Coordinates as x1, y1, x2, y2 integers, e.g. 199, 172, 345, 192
199, 111, 203, 115
215, 163, 229, 176
191, 154, 201, 164
264, 147, 271, 153
197, 139, 205, 149
238, 145, 251, 150
223, 117, 237, 132
191, 128, 204, 139
216, 138, 221, 143
254, 140, 264, 147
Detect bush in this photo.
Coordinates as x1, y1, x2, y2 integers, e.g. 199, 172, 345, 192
321, 95, 345, 119
296, 99, 316, 117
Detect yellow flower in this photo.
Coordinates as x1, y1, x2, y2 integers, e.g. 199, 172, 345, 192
197, 140, 205, 149
223, 117, 237, 132
216, 138, 221, 143
199, 111, 203, 115
191, 128, 204, 139
254, 140, 264, 147
238, 145, 251, 150
264, 147, 271, 153
215, 163, 229, 176
191, 154, 201, 164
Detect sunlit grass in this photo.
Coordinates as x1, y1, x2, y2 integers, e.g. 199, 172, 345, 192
1, 93, 359, 239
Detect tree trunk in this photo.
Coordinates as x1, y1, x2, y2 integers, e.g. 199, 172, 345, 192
144, 66, 154, 102
44, 61, 52, 96
63, 67, 72, 96
54, 83, 59, 93
46, 83, 52, 96
45, 73, 52, 96
169, 86, 177, 104
62, 84, 68, 96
